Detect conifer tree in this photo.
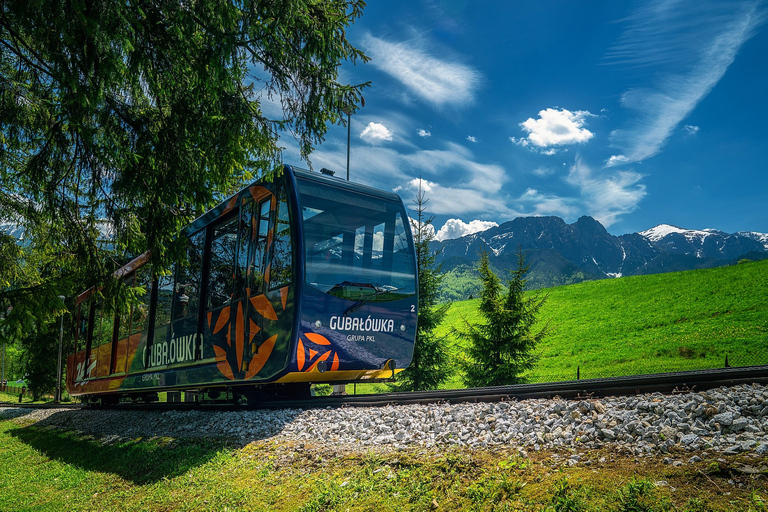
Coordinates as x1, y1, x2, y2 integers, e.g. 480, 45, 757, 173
393, 180, 451, 391
460, 248, 547, 387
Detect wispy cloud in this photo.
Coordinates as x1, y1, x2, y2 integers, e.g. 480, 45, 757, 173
566, 158, 647, 227
518, 188, 580, 219
683, 124, 700, 136
607, 0, 766, 165
466, 135, 478, 143
417, 129, 431, 137
362, 33, 482, 108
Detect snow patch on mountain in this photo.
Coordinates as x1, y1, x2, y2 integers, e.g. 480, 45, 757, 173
639, 224, 720, 243
738, 231, 768, 250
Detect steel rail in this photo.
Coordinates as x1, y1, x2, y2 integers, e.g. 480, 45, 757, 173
2, 365, 767, 412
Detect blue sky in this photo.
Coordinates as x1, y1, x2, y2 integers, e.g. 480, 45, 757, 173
278, 0, 768, 240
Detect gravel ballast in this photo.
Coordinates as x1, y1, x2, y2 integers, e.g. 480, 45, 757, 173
5, 383, 768, 456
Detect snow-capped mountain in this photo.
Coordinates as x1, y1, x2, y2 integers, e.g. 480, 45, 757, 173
737, 231, 768, 251
431, 217, 768, 296
638, 224, 763, 260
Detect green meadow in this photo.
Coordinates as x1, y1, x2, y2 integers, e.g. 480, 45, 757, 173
436, 259, 768, 386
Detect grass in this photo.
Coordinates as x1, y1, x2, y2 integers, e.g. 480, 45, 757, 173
435, 259, 768, 386
3, 413, 768, 511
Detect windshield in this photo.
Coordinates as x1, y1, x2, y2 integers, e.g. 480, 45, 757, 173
296, 175, 416, 302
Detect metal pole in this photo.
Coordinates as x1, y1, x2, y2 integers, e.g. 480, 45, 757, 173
346, 111, 351, 181
1, 342, 5, 390
55, 296, 65, 403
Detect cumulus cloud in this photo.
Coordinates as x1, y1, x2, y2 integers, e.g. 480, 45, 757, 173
417, 129, 431, 137
435, 219, 498, 241
362, 33, 481, 108
466, 135, 478, 143
516, 108, 595, 148
408, 216, 437, 239
396, 177, 436, 194
360, 122, 394, 143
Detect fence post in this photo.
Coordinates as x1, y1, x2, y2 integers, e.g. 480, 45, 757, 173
577, 366, 580, 380
725, 354, 730, 368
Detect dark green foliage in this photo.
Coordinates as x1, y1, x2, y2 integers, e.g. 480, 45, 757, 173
20, 323, 59, 400
460, 248, 547, 387
1, 0, 368, 272
1, 1, 367, 391
393, 181, 451, 391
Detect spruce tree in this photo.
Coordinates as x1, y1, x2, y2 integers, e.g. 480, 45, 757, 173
392, 180, 451, 391
461, 248, 547, 387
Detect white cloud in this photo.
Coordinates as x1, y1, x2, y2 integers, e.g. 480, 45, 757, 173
404, 142, 508, 194
417, 129, 431, 137
435, 219, 498, 241
533, 166, 556, 177
409, 216, 437, 239
605, 154, 630, 167
396, 177, 435, 194
683, 124, 700, 136
466, 135, 478, 143
360, 122, 394, 143
517, 108, 596, 148
362, 33, 481, 108
518, 188, 580, 219
607, 0, 766, 163
566, 158, 647, 227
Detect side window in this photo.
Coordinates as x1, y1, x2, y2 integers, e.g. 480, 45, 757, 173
208, 216, 238, 309
251, 199, 270, 293
155, 272, 174, 329
117, 275, 135, 341
234, 202, 252, 301
77, 303, 88, 352
92, 300, 115, 349
174, 231, 204, 322
270, 188, 292, 290
130, 266, 152, 336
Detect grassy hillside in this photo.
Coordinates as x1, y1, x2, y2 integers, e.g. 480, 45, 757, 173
437, 259, 768, 385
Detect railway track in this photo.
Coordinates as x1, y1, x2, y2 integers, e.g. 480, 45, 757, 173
3, 365, 767, 412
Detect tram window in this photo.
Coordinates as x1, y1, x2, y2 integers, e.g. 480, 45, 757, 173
77, 304, 88, 352
251, 199, 270, 292
130, 265, 152, 336
155, 272, 174, 329
117, 275, 135, 340
233, 202, 252, 300
91, 300, 114, 348
297, 176, 416, 301
174, 231, 204, 321
270, 190, 292, 290
208, 216, 238, 309
371, 222, 385, 265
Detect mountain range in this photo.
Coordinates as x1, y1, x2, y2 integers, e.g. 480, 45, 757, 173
431, 216, 768, 302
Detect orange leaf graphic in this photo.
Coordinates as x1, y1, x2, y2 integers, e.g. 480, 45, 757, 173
331, 352, 340, 372
304, 332, 331, 346
245, 334, 277, 379
297, 338, 306, 371
250, 294, 278, 321
306, 351, 331, 372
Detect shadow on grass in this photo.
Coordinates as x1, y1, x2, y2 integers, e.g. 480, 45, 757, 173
8, 425, 225, 485
6, 408, 296, 485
